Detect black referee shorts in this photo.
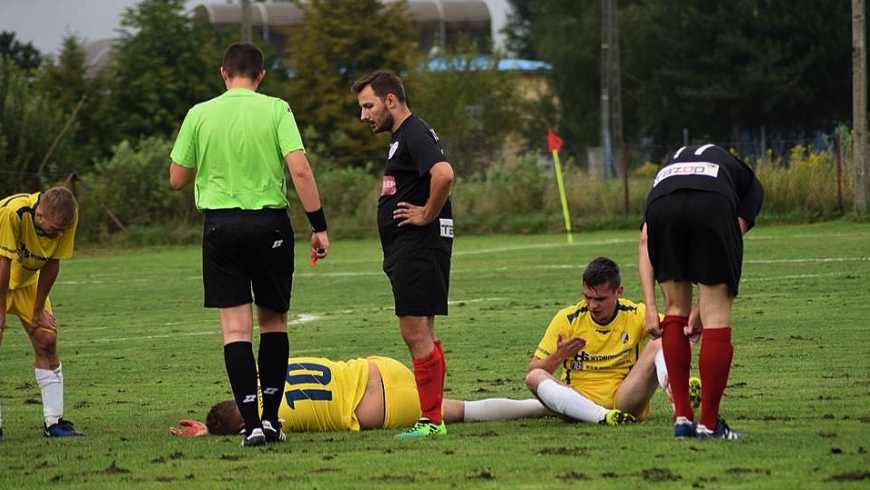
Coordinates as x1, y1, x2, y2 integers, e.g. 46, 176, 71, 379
202, 208, 295, 312
384, 248, 451, 317
645, 190, 744, 296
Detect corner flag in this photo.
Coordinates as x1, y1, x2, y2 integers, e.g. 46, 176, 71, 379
548, 128, 563, 153
547, 128, 573, 244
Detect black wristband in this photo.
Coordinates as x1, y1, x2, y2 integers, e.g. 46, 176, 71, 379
306, 208, 328, 232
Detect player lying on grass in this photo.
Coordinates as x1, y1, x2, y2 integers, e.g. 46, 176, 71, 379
526, 257, 700, 426
171, 356, 549, 436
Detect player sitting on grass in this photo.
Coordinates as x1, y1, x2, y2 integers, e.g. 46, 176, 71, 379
526, 257, 700, 426
171, 355, 549, 436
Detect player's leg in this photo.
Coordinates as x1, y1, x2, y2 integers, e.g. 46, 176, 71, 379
452, 398, 550, 423
613, 339, 661, 418
389, 251, 449, 436
16, 290, 81, 437
373, 357, 420, 430
526, 369, 631, 425
697, 283, 737, 435
204, 211, 264, 446
658, 280, 696, 423
400, 315, 447, 429
256, 307, 288, 442
690, 194, 745, 439
250, 213, 293, 443
0, 321, 5, 440
219, 304, 263, 445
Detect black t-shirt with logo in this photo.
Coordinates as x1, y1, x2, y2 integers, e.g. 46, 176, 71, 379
645, 144, 764, 228
377, 114, 453, 257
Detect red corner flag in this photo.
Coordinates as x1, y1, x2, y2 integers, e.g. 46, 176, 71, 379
548, 128, 563, 153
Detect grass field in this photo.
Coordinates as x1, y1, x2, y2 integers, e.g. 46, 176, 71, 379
0, 221, 868, 489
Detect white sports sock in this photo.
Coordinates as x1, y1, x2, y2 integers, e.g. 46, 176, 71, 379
36, 362, 64, 427
462, 398, 549, 422
535, 378, 608, 423
654, 348, 668, 390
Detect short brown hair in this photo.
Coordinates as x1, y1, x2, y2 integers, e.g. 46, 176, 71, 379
40, 186, 78, 229
205, 400, 244, 436
582, 257, 622, 292
351, 70, 406, 104
222, 42, 264, 80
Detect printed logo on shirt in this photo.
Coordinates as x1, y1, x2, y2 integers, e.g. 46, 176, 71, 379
439, 218, 454, 238
388, 141, 399, 160
381, 175, 397, 196
653, 161, 720, 187
621, 332, 629, 344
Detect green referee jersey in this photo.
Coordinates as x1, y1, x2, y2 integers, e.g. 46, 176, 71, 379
170, 88, 305, 211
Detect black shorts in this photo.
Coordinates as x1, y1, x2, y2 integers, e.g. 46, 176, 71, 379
645, 190, 744, 296
202, 208, 295, 311
383, 249, 451, 317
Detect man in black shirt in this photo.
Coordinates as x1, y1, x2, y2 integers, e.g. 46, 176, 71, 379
352, 71, 454, 437
639, 143, 764, 440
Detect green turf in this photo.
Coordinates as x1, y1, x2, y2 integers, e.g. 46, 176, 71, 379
0, 221, 867, 489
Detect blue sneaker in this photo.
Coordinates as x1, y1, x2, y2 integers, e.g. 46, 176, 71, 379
674, 416, 697, 438
696, 416, 746, 440
44, 419, 84, 437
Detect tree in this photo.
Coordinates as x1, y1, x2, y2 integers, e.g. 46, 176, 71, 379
104, 0, 225, 142
0, 31, 43, 72
280, 0, 418, 169
406, 46, 533, 177
35, 36, 113, 170
0, 59, 72, 195
621, 0, 851, 155
504, 0, 854, 159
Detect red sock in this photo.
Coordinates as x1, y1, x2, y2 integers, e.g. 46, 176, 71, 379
661, 315, 693, 420
413, 343, 446, 424
699, 327, 733, 430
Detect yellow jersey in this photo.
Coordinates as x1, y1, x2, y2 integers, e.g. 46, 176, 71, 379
0, 192, 77, 289
533, 298, 648, 406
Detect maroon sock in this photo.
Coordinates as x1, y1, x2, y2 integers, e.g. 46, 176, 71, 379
413, 345, 445, 424
661, 315, 693, 420
699, 327, 733, 430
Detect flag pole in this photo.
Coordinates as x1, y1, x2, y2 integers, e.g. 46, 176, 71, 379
548, 128, 573, 244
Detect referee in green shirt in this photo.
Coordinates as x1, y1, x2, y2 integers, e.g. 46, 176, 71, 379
170, 42, 330, 447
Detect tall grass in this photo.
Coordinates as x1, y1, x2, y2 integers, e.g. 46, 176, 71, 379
72, 135, 864, 246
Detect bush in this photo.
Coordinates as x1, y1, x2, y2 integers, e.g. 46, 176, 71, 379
75, 136, 198, 243
72, 130, 866, 245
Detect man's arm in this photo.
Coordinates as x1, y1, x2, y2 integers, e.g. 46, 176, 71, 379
638, 223, 662, 338
393, 161, 454, 227
0, 256, 10, 330
31, 258, 60, 332
527, 335, 585, 374
422, 161, 454, 223
285, 150, 330, 256
169, 162, 195, 191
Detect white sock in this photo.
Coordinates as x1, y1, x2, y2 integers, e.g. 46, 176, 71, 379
462, 398, 549, 422
535, 378, 608, 423
36, 362, 64, 427
654, 349, 668, 390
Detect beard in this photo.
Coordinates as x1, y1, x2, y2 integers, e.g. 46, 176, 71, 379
372, 108, 394, 133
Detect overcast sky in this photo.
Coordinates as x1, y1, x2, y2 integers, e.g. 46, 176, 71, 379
0, 0, 196, 56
